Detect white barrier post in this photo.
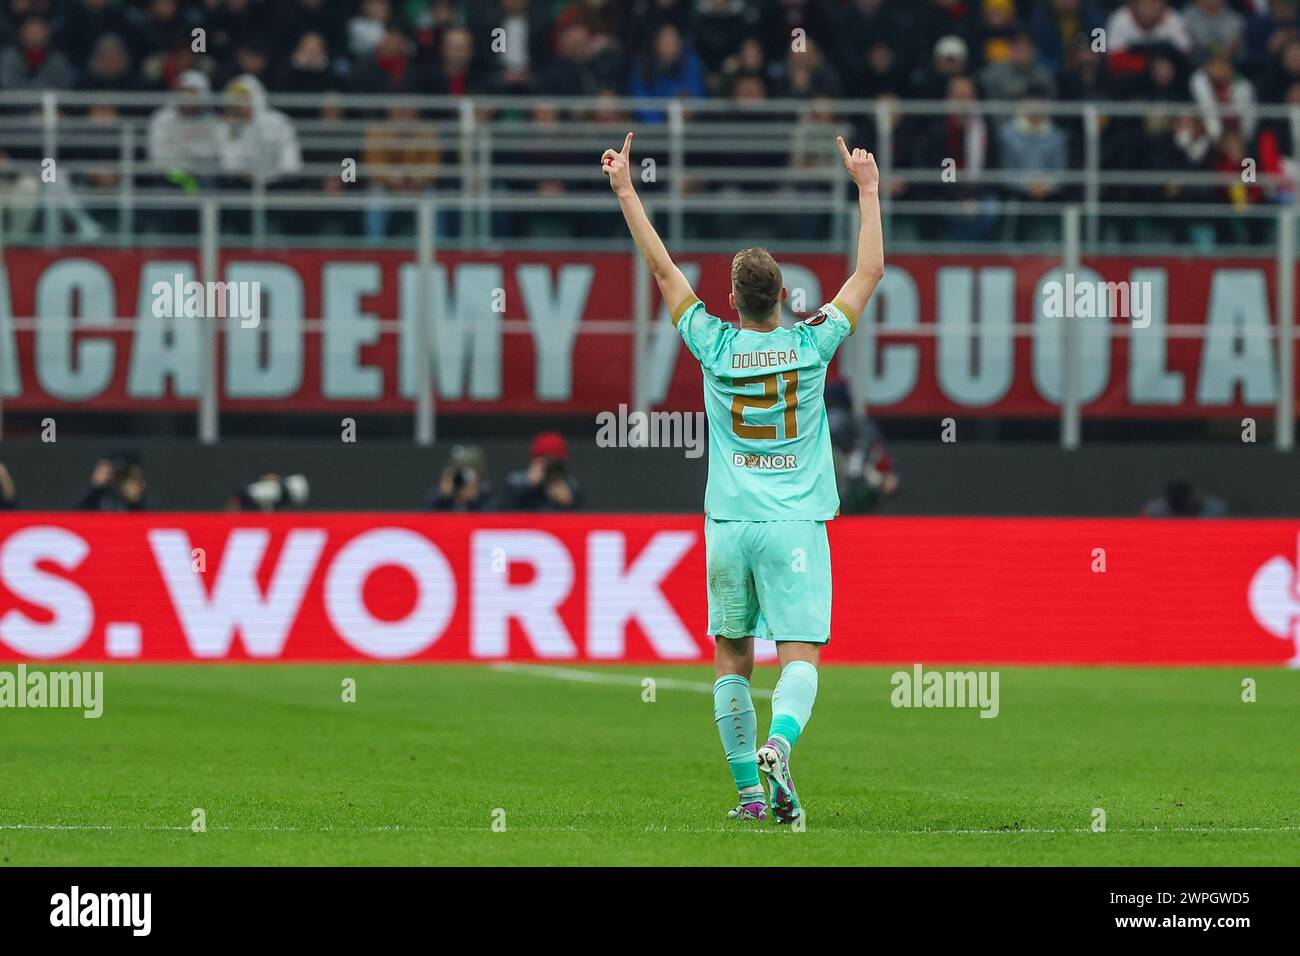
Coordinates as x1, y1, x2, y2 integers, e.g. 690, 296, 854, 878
416, 198, 437, 447
199, 198, 219, 445
1277, 207, 1295, 451
632, 231, 650, 417
1061, 205, 1081, 450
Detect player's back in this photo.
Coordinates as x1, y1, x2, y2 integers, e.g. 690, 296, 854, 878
673, 297, 856, 522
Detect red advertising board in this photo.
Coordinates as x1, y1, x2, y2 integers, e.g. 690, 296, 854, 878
0, 513, 1294, 665
0, 250, 1292, 417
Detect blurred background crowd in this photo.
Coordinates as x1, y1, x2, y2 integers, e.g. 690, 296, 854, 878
2, 0, 1295, 107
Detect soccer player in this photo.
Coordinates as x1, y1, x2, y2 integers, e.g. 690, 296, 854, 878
602, 132, 884, 823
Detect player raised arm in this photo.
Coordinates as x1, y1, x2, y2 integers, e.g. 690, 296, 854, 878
833, 136, 884, 326
601, 132, 695, 320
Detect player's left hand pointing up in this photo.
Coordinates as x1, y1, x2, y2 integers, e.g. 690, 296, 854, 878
601, 132, 635, 194
836, 136, 879, 191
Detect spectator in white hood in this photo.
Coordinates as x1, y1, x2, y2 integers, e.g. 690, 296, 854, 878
148, 70, 221, 181
218, 74, 303, 182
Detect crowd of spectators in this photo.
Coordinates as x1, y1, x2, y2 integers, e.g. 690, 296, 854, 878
1, 0, 1293, 105
0, 1, 1298, 244
429, 432, 583, 511
0, 451, 1222, 515
0, 433, 583, 512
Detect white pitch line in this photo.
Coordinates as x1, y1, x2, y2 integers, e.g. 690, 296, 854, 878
641, 825, 1300, 835
0, 824, 536, 834
0, 824, 189, 832
489, 663, 773, 699
888, 825, 1300, 835
3, 823, 1296, 836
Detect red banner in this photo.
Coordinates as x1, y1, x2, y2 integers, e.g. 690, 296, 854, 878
0, 250, 1292, 417
0, 514, 1294, 664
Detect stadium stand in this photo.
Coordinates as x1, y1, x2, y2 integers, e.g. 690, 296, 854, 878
0, 1, 1296, 512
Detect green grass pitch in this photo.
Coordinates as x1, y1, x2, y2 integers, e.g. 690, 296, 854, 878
1, 664, 1296, 866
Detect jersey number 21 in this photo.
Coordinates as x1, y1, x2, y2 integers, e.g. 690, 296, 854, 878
730, 371, 799, 441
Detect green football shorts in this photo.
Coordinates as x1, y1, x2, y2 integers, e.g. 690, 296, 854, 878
704, 517, 832, 644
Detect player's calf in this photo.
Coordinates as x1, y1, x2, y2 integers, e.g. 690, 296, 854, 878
759, 658, 819, 823
713, 672, 764, 814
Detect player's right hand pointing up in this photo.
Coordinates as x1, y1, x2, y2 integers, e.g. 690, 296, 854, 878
837, 136, 879, 191
601, 132, 635, 194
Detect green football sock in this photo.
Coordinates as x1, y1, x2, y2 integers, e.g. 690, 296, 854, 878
768, 660, 819, 750
713, 675, 760, 793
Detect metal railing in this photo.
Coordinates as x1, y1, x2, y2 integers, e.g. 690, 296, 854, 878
1, 91, 1297, 252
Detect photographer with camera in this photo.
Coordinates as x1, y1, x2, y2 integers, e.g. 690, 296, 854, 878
498, 432, 581, 512
0, 462, 16, 510
227, 473, 311, 512
76, 455, 151, 511
430, 445, 491, 512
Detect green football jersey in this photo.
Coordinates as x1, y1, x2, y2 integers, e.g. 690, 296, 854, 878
674, 296, 856, 521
